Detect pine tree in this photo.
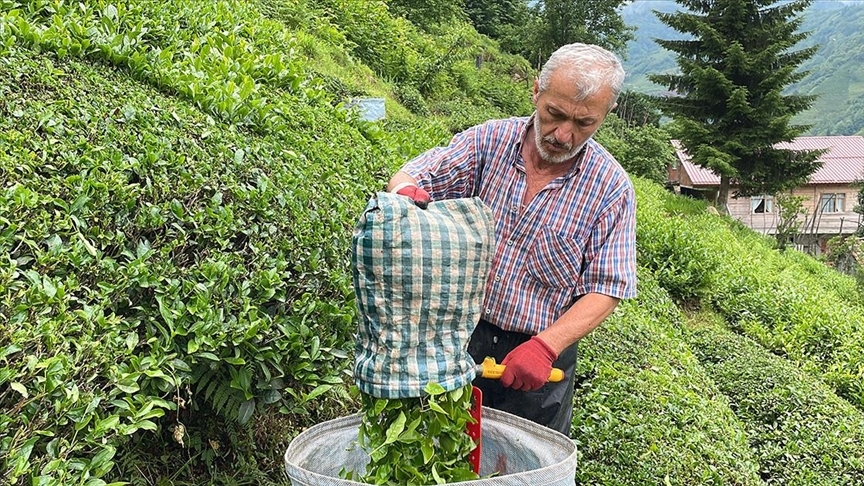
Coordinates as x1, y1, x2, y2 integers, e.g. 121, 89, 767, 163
649, 0, 823, 209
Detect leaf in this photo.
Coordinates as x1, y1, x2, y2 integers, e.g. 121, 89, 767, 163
383, 411, 406, 446
428, 402, 446, 414
421, 442, 434, 464
41, 277, 57, 298
237, 399, 255, 424
431, 463, 444, 485
10, 382, 28, 398
136, 238, 151, 258
77, 231, 98, 257
135, 420, 158, 431
260, 389, 281, 404
104, 4, 118, 20
304, 384, 332, 402
89, 445, 116, 470
0, 344, 22, 360
424, 382, 446, 396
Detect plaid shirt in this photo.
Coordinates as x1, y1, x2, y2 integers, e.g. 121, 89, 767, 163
400, 116, 637, 335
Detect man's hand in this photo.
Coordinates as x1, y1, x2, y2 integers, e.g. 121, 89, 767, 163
392, 183, 431, 209
500, 336, 558, 391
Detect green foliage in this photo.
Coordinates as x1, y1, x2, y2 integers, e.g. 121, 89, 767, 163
392, 84, 430, 117
575, 269, 762, 485
463, 0, 527, 40
345, 384, 478, 485
614, 90, 663, 127
634, 180, 720, 302
309, 0, 532, 118
649, 0, 822, 202
823, 236, 864, 293
505, 0, 633, 64
686, 311, 864, 484
774, 192, 807, 251
635, 179, 864, 414
596, 114, 675, 184
0, 0, 438, 479
388, 0, 467, 28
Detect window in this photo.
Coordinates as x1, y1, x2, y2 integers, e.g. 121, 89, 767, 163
750, 195, 774, 214
820, 193, 845, 213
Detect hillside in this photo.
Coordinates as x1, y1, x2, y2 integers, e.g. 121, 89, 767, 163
621, 0, 864, 136
3, 1, 864, 485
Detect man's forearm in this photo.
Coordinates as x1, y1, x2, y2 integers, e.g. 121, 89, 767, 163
386, 171, 419, 192
536, 293, 620, 355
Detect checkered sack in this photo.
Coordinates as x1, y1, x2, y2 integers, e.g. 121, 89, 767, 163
352, 192, 495, 398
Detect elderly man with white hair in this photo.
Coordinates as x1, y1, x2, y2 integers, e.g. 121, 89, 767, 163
387, 43, 637, 434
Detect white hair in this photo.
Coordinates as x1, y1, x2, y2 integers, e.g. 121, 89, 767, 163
537, 43, 625, 109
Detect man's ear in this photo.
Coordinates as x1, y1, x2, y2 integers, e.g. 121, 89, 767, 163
608, 102, 618, 114
532, 79, 540, 104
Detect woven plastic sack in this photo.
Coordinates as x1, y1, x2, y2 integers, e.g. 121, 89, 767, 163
284, 407, 577, 485
352, 192, 495, 398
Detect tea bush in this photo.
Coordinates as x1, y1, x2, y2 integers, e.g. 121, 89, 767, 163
686, 311, 864, 484
633, 180, 720, 303
0, 39, 379, 483
574, 269, 762, 485
634, 180, 864, 413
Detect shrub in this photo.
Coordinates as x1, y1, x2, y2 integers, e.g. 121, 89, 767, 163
635, 179, 864, 414
686, 312, 864, 484
574, 269, 762, 485
0, 12, 383, 482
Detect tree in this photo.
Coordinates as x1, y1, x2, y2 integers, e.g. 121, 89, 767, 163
853, 179, 864, 236
773, 192, 806, 251
463, 0, 524, 39
498, 0, 634, 65
595, 114, 675, 185
539, 0, 634, 57
615, 90, 663, 128
648, 0, 823, 211
387, 0, 466, 27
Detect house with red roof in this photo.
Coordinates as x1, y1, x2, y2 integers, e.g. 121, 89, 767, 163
667, 136, 864, 254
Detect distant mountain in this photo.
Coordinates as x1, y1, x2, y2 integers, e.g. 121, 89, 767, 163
621, 0, 864, 135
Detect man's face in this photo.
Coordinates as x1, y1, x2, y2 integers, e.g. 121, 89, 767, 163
532, 70, 616, 164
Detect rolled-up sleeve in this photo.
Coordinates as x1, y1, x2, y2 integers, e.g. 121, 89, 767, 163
400, 128, 479, 201
575, 183, 637, 299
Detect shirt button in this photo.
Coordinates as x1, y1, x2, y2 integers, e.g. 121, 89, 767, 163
485, 308, 491, 314
494, 275, 501, 282
507, 240, 514, 246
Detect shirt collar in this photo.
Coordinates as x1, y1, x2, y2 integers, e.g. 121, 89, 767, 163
517, 114, 587, 181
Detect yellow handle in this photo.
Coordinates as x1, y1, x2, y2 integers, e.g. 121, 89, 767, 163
478, 357, 564, 382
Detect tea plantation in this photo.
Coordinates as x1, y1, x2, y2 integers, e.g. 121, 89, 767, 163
2, 1, 863, 485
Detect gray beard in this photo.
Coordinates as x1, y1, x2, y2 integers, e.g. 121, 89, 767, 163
533, 117, 587, 164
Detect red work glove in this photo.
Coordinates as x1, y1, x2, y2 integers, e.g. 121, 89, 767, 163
500, 336, 558, 391
393, 183, 431, 209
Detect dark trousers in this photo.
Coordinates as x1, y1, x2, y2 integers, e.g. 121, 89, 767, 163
467, 320, 578, 436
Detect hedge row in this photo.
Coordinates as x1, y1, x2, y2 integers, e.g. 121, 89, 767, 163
634, 179, 864, 412
0, 36, 384, 485
574, 269, 762, 485
685, 310, 864, 485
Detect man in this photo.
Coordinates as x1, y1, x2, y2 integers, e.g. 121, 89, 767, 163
387, 43, 637, 435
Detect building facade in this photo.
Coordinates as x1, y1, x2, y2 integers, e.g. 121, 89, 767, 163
667, 136, 864, 255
